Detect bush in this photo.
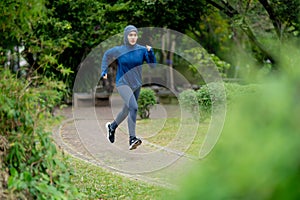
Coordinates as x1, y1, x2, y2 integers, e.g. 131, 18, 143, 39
178, 89, 200, 119
179, 82, 226, 120
0, 69, 81, 199
179, 82, 259, 120
138, 88, 156, 119
197, 82, 226, 111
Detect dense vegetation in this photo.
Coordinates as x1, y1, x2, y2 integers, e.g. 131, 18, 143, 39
2, 0, 300, 87
0, 69, 80, 199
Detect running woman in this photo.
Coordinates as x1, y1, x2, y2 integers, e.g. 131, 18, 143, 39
101, 25, 157, 150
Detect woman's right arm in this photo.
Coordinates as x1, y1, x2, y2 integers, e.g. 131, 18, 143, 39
101, 47, 118, 79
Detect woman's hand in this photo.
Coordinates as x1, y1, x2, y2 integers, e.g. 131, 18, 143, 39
102, 74, 108, 79
146, 45, 152, 51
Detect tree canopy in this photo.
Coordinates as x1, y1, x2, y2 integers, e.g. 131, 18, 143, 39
1, 0, 300, 86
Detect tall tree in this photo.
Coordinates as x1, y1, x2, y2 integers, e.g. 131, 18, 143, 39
206, 0, 300, 68
0, 0, 74, 81
0, 0, 46, 70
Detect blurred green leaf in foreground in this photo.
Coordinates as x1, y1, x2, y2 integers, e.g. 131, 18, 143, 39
172, 44, 300, 200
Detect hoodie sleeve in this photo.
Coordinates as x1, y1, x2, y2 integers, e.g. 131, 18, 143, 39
144, 48, 157, 68
101, 47, 118, 77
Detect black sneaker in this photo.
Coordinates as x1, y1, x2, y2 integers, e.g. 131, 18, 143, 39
106, 122, 115, 143
129, 137, 142, 150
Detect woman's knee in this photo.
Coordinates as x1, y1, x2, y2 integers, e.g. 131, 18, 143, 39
129, 104, 138, 113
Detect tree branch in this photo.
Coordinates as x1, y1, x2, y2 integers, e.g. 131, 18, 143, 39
207, 0, 275, 63
206, 0, 238, 17
258, 0, 282, 39
241, 19, 274, 63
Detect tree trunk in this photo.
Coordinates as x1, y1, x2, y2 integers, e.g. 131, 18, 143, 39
258, 0, 283, 40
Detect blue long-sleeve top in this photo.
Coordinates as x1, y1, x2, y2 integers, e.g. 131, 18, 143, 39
101, 44, 156, 90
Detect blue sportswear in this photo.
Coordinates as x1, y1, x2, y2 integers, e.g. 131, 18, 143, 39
101, 44, 157, 90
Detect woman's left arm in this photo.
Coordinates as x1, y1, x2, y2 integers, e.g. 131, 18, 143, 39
144, 45, 157, 68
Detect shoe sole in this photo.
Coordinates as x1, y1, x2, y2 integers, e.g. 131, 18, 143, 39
129, 140, 142, 150
105, 122, 114, 143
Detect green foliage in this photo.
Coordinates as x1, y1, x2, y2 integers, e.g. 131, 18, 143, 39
0, 69, 81, 199
173, 74, 300, 200
2, 0, 300, 89
33, 76, 67, 114
105, 0, 206, 32
186, 9, 232, 56
138, 88, 157, 119
0, 0, 45, 47
178, 89, 199, 115
225, 82, 261, 103
208, 0, 300, 69
186, 47, 231, 82
179, 82, 259, 120
197, 82, 226, 111
179, 83, 223, 120
170, 43, 300, 200
1, 0, 75, 97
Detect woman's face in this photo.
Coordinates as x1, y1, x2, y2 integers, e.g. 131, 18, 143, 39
127, 31, 138, 45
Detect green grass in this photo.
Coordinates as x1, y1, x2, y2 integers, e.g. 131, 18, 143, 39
137, 117, 210, 157
66, 156, 171, 200
185, 120, 210, 156
137, 118, 180, 146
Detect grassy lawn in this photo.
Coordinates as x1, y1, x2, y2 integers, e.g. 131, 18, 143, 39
137, 117, 210, 157
66, 156, 171, 200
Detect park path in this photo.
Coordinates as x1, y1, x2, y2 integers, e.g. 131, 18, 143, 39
52, 94, 199, 189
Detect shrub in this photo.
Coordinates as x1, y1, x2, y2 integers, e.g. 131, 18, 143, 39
197, 82, 226, 111
138, 88, 156, 119
179, 82, 226, 120
178, 89, 198, 113
179, 82, 259, 120
0, 69, 81, 199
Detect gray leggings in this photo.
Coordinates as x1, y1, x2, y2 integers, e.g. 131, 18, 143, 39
111, 86, 140, 138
